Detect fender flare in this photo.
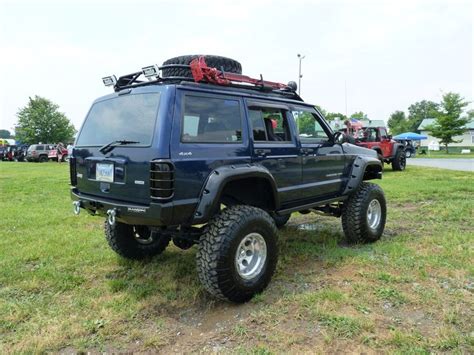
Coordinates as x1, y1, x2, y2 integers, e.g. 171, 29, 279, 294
371, 146, 382, 155
343, 155, 382, 195
391, 143, 404, 159
191, 164, 279, 224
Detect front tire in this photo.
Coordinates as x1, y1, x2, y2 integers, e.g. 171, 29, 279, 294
196, 205, 278, 303
341, 182, 386, 243
392, 149, 406, 171
104, 221, 170, 260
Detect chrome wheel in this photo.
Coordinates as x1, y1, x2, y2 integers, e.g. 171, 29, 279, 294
133, 226, 154, 245
235, 233, 267, 280
367, 199, 382, 230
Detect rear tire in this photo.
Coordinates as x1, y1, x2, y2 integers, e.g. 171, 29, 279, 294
162, 55, 242, 78
104, 221, 170, 260
392, 149, 406, 171
341, 182, 386, 243
39, 155, 48, 163
196, 205, 278, 303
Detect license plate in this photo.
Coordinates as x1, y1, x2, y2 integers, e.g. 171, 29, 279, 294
96, 163, 114, 182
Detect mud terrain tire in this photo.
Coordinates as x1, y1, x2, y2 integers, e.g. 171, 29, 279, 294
162, 55, 242, 78
392, 148, 406, 171
105, 221, 170, 260
341, 182, 386, 243
196, 205, 278, 303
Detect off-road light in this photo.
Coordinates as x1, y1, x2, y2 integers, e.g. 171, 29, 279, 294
142, 65, 159, 79
102, 75, 117, 87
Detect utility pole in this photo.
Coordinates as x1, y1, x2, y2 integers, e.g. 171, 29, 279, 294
297, 53, 305, 96
345, 80, 348, 118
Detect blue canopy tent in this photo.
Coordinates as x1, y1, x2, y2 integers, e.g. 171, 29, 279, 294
393, 132, 427, 140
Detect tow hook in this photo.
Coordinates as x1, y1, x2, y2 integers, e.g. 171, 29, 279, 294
73, 201, 81, 215
107, 209, 117, 226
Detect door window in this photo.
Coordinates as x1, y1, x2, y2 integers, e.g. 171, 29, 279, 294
291, 110, 329, 144
249, 107, 291, 142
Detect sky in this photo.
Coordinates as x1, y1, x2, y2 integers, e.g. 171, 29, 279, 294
0, 0, 472, 133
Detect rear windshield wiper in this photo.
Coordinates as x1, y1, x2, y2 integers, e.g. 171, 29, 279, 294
99, 140, 139, 154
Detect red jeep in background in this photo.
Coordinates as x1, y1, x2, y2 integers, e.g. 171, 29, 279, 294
342, 126, 406, 171
48, 146, 68, 162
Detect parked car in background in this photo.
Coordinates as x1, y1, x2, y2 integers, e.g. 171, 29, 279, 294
48, 145, 68, 162
394, 139, 417, 158
0, 145, 7, 160
26, 144, 54, 162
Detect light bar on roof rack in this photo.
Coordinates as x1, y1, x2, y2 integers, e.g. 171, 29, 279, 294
102, 75, 117, 87
142, 65, 159, 80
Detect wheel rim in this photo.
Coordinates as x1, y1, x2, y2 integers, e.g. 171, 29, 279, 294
405, 150, 411, 158
133, 226, 154, 245
235, 233, 267, 280
367, 199, 382, 230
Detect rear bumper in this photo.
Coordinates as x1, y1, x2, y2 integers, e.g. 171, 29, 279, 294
70, 188, 197, 226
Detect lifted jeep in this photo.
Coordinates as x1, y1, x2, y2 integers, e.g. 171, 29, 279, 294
349, 126, 406, 171
71, 55, 386, 303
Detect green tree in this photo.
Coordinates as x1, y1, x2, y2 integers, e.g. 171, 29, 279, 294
15, 96, 76, 144
425, 92, 470, 153
325, 112, 347, 122
387, 110, 409, 135
350, 111, 368, 120
407, 100, 440, 132
0, 129, 12, 138
297, 111, 316, 134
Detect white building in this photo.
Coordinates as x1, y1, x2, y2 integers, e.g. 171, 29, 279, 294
418, 118, 474, 147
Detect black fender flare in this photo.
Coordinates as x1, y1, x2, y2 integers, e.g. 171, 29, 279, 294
391, 143, 404, 159
371, 146, 382, 155
191, 164, 279, 224
343, 155, 382, 195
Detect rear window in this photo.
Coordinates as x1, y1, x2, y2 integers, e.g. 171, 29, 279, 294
181, 96, 242, 143
76, 93, 160, 146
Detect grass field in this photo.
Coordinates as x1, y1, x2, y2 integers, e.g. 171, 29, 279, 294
0, 162, 473, 353
417, 147, 473, 159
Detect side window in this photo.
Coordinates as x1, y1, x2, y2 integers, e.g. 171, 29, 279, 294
249, 107, 291, 142
37, 145, 44, 151
181, 96, 242, 143
291, 109, 329, 143
379, 128, 387, 139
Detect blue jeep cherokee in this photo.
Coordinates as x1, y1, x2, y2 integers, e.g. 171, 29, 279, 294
71, 55, 385, 303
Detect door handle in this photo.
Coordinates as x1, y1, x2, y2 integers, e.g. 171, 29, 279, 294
254, 148, 271, 157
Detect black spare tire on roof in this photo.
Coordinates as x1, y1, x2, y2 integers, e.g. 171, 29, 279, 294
161, 55, 242, 78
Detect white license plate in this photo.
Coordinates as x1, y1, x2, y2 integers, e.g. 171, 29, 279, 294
96, 163, 114, 182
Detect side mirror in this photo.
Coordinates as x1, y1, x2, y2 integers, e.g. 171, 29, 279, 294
387, 135, 392, 139
333, 131, 347, 144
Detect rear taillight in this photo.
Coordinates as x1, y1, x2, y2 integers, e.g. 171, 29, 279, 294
69, 157, 77, 186
150, 161, 174, 200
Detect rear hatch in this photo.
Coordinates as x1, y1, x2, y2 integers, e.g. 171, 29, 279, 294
73, 90, 166, 205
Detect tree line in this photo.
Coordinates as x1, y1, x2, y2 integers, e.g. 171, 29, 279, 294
387, 92, 472, 152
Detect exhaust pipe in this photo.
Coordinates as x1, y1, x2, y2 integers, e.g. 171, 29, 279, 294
73, 201, 81, 215
107, 209, 117, 226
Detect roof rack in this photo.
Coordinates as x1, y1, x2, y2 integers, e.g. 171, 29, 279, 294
102, 57, 302, 100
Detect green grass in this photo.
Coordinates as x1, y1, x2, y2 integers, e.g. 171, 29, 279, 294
0, 162, 473, 353
416, 146, 473, 158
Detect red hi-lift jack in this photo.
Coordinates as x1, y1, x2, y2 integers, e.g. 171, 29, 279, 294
190, 56, 291, 91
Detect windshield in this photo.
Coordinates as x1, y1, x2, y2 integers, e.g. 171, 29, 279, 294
76, 93, 161, 146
